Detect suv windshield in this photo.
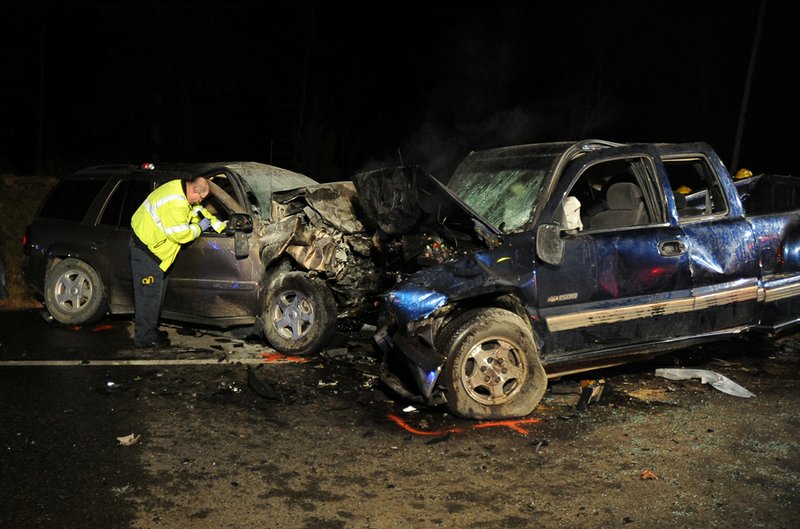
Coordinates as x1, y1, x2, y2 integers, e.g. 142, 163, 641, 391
448, 152, 557, 232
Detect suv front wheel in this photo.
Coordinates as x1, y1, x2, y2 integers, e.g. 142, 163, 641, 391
262, 270, 336, 355
44, 258, 108, 325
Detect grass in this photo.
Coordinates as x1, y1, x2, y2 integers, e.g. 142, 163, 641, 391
0, 174, 58, 310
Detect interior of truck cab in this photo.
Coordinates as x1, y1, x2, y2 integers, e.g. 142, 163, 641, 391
567, 158, 655, 231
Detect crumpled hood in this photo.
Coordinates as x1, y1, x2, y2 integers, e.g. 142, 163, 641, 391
351, 166, 499, 241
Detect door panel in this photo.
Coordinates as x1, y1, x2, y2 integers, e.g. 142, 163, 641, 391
538, 225, 693, 356
163, 232, 260, 321
681, 218, 759, 330
534, 147, 694, 358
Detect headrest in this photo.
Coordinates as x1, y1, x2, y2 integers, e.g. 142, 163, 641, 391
606, 182, 642, 210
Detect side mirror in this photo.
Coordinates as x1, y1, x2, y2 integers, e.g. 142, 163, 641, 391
226, 213, 253, 259
226, 213, 253, 235
536, 223, 564, 266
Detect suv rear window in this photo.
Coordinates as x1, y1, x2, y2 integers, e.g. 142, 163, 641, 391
39, 179, 107, 221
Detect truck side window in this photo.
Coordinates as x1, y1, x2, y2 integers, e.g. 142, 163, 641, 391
569, 158, 660, 231
663, 157, 728, 218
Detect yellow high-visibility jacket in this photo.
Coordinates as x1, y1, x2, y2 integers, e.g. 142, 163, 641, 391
131, 179, 226, 271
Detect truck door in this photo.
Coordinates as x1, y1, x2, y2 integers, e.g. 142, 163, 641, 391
535, 147, 694, 360
662, 153, 760, 332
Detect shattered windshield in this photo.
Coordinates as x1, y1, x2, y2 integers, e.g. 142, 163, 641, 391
229, 163, 317, 218
447, 152, 556, 232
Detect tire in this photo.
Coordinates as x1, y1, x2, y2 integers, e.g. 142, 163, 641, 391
262, 271, 336, 355
439, 307, 547, 420
44, 258, 108, 325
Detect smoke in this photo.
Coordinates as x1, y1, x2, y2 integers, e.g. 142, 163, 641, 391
397, 106, 545, 182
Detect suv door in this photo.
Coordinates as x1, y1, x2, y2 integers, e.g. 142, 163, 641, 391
161, 172, 261, 325
100, 177, 155, 312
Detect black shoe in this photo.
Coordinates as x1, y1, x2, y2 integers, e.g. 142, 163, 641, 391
134, 336, 171, 349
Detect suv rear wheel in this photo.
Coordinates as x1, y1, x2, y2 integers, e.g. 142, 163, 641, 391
262, 270, 336, 355
44, 258, 108, 325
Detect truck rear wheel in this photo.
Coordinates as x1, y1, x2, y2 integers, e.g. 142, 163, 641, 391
439, 307, 547, 420
262, 271, 336, 355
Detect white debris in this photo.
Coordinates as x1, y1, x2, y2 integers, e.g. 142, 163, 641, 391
116, 433, 141, 446
655, 368, 755, 398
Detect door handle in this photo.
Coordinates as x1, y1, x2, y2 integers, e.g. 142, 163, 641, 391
658, 240, 686, 256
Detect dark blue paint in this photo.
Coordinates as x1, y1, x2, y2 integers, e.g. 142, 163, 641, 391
380, 140, 800, 404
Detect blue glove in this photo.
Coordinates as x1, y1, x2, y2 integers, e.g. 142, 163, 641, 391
198, 218, 212, 231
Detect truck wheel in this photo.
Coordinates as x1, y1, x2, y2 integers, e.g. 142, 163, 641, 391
44, 258, 108, 325
439, 307, 547, 420
262, 271, 336, 355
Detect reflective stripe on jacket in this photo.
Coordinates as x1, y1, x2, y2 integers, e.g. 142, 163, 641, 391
131, 179, 224, 271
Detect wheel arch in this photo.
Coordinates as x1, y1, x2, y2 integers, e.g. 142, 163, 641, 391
435, 291, 544, 351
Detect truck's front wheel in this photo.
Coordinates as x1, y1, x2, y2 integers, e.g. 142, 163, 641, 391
439, 308, 547, 420
262, 271, 336, 355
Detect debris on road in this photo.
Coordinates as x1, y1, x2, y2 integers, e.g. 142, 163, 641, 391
640, 469, 659, 480
116, 433, 140, 446
576, 379, 611, 411
655, 368, 755, 398
261, 352, 311, 363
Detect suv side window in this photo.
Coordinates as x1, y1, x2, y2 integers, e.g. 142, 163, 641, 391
39, 179, 106, 221
99, 181, 127, 226
99, 179, 152, 228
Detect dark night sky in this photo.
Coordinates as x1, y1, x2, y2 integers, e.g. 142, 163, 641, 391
2, 1, 798, 181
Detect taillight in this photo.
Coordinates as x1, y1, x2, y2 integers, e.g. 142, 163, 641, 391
23, 225, 31, 256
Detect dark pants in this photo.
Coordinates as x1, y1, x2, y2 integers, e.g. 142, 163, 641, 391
129, 236, 167, 346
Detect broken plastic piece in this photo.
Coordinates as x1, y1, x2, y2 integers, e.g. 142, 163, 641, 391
576, 379, 611, 411
116, 433, 140, 446
640, 469, 658, 480
654, 368, 755, 398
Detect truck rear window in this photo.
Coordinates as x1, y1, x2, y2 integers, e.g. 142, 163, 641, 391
39, 179, 106, 221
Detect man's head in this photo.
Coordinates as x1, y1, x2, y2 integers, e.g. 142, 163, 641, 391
186, 177, 210, 205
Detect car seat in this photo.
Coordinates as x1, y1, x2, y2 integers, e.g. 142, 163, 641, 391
588, 182, 648, 229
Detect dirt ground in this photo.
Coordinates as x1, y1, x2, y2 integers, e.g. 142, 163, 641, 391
3, 310, 798, 529
126, 334, 800, 529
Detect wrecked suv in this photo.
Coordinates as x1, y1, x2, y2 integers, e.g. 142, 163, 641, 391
376, 140, 800, 420
23, 162, 383, 354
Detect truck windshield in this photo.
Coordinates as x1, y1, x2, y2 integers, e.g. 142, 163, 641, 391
448, 153, 556, 232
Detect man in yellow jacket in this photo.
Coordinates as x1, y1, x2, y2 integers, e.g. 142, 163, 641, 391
129, 177, 226, 348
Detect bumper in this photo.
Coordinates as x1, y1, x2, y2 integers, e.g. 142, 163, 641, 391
374, 322, 447, 405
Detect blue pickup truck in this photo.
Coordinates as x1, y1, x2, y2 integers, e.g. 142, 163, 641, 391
373, 140, 800, 419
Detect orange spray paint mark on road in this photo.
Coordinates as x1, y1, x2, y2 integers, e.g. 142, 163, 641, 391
261, 352, 311, 363
91, 324, 114, 332
387, 414, 466, 436
387, 413, 540, 437
473, 418, 540, 434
